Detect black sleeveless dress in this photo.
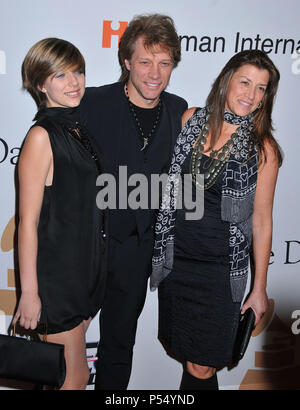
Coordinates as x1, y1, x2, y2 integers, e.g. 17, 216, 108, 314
158, 151, 241, 367
32, 107, 107, 334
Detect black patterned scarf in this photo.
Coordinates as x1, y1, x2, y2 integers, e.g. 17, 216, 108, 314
151, 106, 258, 303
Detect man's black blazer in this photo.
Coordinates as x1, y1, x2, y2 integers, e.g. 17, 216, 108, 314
80, 81, 188, 241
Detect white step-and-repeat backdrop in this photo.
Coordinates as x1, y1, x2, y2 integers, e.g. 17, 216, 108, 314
0, 0, 300, 390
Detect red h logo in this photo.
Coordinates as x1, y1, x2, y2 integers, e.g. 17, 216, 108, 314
102, 20, 128, 48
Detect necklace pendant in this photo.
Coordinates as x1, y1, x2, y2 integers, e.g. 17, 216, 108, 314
141, 137, 148, 151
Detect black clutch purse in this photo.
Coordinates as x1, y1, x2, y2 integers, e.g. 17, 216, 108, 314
0, 326, 66, 388
232, 308, 256, 363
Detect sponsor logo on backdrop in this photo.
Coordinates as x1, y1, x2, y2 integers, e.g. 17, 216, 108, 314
0, 50, 6, 74
102, 20, 128, 48
0, 137, 20, 165
239, 299, 300, 390
284, 240, 300, 264
0, 216, 17, 318
269, 240, 300, 266
101, 21, 300, 56
180, 32, 300, 54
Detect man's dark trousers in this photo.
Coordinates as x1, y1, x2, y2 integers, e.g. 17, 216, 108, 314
80, 82, 187, 389
95, 231, 154, 389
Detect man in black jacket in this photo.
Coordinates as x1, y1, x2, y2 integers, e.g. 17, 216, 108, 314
80, 13, 187, 390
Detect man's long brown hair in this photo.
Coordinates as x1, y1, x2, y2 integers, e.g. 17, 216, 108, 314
118, 14, 181, 83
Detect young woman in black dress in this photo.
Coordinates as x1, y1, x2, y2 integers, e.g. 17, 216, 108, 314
13, 38, 106, 389
151, 50, 281, 390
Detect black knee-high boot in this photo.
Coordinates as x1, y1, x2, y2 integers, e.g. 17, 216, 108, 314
180, 369, 219, 390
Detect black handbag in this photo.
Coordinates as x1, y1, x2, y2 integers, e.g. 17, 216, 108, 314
0, 326, 66, 388
232, 307, 256, 363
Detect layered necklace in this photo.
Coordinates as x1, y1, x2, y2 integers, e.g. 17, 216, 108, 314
125, 83, 162, 151
190, 110, 253, 190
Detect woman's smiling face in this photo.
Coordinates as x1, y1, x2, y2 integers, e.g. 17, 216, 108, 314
40, 68, 85, 108
225, 64, 270, 116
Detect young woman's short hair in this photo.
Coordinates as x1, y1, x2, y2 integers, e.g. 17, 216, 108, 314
22, 38, 85, 107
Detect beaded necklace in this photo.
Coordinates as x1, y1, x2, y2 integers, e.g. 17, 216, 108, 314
190, 122, 238, 190
62, 122, 102, 174
125, 83, 162, 151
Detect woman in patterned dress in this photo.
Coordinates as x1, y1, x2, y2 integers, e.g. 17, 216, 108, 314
151, 50, 282, 390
